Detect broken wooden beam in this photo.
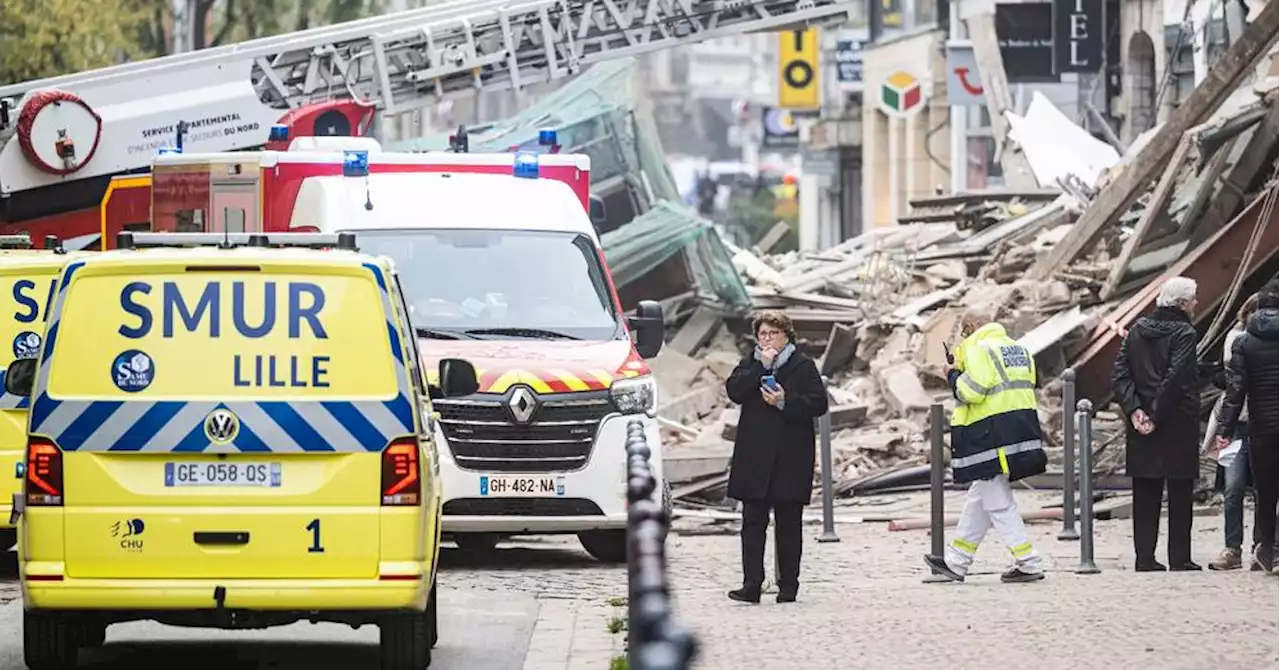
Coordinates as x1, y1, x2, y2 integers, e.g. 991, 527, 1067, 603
1190, 92, 1280, 249
1099, 134, 1197, 300
962, 0, 1037, 189
668, 306, 722, 356
1026, 0, 1279, 280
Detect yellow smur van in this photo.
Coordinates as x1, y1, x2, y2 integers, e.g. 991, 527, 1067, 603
0, 234, 81, 553
4, 232, 480, 670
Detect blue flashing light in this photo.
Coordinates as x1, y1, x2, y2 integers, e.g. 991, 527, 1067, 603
343, 150, 370, 177
268, 124, 290, 142
513, 151, 540, 179
538, 129, 557, 147
157, 147, 181, 156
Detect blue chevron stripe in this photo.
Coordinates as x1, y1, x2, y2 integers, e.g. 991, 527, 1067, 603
27, 257, 421, 454
111, 402, 185, 452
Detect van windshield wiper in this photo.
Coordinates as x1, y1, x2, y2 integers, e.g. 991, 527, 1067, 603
415, 327, 473, 340
463, 327, 579, 340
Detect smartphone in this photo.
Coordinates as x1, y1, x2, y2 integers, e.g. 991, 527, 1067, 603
761, 375, 780, 391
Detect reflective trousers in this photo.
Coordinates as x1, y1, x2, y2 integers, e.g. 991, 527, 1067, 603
944, 475, 1044, 575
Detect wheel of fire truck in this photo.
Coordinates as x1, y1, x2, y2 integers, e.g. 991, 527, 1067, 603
452, 532, 500, 554
15, 90, 103, 176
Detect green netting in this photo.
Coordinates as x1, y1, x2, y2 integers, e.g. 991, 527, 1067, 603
602, 201, 751, 311
388, 58, 748, 313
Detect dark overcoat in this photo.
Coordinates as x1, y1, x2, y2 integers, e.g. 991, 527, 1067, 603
1111, 306, 1201, 480
725, 351, 830, 503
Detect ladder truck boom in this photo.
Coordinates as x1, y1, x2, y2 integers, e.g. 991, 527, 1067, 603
0, 0, 859, 197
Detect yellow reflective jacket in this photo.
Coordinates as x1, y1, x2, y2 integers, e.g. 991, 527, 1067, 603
947, 322, 1046, 484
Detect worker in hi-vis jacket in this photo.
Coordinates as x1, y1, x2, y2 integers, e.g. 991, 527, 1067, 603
925, 305, 1049, 583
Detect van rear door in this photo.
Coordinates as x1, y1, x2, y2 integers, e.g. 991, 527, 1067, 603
0, 259, 61, 517
32, 257, 417, 580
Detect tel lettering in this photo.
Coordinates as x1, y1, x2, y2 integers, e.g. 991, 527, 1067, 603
118, 280, 328, 339
12, 279, 57, 323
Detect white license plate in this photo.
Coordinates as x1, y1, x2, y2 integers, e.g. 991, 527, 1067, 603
479, 475, 564, 497
164, 462, 282, 487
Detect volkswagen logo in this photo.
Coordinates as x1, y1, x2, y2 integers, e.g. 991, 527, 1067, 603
204, 408, 241, 444
507, 386, 538, 424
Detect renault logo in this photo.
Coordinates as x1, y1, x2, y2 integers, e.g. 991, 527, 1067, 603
204, 408, 240, 444
508, 386, 537, 424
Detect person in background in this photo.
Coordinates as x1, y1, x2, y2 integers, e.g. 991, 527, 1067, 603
1215, 279, 1279, 574
724, 312, 829, 604
1112, 276, 1202, 572
696, 171, 717, 217
924, 305, 1049, 584
1208, 293, 1260, 571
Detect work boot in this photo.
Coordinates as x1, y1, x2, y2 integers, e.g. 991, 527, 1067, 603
727, 586, 761, 604
923, 554, 964, 583
1209, 548, 1242, 571
1000, 567, 1045, 583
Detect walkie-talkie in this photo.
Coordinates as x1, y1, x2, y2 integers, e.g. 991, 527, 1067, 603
943, 342, 954, 366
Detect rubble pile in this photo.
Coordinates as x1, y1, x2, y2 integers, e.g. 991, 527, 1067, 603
652, 184, 1218, 506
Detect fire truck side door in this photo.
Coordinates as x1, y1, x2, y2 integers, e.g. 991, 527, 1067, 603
210, 181, 261, 233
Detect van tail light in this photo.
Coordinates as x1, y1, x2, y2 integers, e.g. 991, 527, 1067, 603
27, 438, 63, 507
381, 438, 421, 506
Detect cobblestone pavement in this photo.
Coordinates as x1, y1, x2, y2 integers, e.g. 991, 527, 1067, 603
0, 493, 1274, 670
517, 490, 1280, 670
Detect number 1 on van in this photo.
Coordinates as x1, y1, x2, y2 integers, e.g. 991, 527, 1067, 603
306, 518, 325, 553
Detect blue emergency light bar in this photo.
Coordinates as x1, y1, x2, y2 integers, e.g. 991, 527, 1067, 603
538, 129, 557, 146
513, 152, 540, 179
343, 150, 370, 177
157, 147, 181, 155
268, 124, 290, 142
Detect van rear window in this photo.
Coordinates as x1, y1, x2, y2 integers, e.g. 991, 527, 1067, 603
0, 270, 59, 367
47, 270, 399, 400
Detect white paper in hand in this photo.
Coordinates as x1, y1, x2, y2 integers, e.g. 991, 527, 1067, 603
1218, 439, 1242, 469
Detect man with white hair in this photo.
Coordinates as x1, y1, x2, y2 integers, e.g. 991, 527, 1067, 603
925, 304, 1049, 583
1113, 276, 1202, 571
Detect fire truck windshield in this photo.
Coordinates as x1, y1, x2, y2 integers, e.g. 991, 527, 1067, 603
355, 228, 624, 342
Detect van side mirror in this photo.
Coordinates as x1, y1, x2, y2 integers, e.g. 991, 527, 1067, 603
589, 194, 607, 228
627, 300, 664, 359
4, 359, 36, 397
438, 358, 479, 398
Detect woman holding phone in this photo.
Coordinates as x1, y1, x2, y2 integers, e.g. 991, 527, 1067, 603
724, 311, 830, 604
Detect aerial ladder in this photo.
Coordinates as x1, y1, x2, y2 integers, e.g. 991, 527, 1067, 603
0, 0, 860, 235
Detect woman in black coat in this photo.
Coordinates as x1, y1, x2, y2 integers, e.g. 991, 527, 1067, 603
724, 312, 829, 604
1112, 276, 1202, 572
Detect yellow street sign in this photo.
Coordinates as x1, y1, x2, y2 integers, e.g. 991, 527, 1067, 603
778, 28, 820, 109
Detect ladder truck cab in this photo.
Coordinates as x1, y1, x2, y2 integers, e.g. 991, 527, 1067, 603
285, 132, 668, 561
147, 127, 603, 238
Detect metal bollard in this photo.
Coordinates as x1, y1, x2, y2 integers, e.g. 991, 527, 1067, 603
928, 403, 945, 566
1075, 399, 1100, 574
1058, 368, 1080, 541
816, 375, 839, 543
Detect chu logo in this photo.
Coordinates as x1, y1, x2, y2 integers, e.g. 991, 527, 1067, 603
111, 350, 155, 393
11, 331, 41, 359
110, 517, 145, 552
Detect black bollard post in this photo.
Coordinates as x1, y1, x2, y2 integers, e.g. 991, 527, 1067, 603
1058, 368, 1080, 541
817, 375, 839, 543
1075, 399, 1100, 574
928, 404, 945, 571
